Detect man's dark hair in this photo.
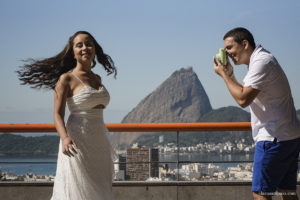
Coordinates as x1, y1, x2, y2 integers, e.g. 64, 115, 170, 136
223, 27, 256, 49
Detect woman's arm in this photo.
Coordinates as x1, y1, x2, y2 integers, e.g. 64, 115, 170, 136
54, 74, 77, 157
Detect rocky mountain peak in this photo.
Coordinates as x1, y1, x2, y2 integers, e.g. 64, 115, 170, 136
122, 67, 212, 123
111, 67, 213, 145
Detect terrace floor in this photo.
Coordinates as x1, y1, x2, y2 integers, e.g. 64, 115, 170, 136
1, 181, 299, 200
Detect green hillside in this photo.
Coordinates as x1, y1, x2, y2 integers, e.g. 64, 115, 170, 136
0, 133, 59, 157
133, 106, 253, 147
200, 106, 250, 122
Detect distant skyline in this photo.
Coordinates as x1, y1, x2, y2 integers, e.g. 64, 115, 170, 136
1, 0, 300, 123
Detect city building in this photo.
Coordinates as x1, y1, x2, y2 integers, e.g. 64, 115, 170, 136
126, 148, 159, 181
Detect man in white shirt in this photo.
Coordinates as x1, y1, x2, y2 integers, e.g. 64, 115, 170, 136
214, 27, 300, 200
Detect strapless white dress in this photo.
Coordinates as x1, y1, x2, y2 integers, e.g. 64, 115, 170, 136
51, 75, 115, 200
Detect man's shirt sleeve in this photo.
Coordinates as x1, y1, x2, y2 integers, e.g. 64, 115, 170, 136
243, 58, 273, 90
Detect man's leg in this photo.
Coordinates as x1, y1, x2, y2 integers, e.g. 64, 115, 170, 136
252, 137, 300, 200
277, 137, 300, 200
252, 190, 298, 200
252, 139, 300, 198
278, 190, 298, 200
252, 141, 278, 195
252, 191, 272, 200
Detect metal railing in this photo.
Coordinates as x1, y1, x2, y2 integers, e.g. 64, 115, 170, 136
0, 122, 252, 181
0, 122, 251, 132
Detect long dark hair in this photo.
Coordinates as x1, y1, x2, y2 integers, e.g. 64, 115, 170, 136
16, 31, 117, 90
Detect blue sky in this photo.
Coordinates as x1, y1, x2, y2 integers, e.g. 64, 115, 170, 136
0, 0, 300, 123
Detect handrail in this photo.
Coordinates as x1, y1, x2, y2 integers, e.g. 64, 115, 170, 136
0, 122, 253, 182
0, 122, 251, 133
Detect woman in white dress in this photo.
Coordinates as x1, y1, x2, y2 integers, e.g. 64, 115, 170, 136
17, 31, 117, 200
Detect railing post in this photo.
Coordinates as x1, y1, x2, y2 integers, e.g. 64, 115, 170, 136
177, 131, 179, 181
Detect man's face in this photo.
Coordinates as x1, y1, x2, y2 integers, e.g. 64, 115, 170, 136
224, 37, 247, 65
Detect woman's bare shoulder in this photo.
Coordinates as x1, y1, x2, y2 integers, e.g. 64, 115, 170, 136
58, 72, 73, 85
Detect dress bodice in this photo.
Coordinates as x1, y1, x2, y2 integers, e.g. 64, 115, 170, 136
66, 74, 110, 113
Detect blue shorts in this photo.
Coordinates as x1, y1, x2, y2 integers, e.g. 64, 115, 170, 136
252, 137, 300, 192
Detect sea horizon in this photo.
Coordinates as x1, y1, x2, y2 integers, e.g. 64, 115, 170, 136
0, 152, 254, 176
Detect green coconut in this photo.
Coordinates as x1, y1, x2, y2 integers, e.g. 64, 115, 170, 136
215, 48, 227, 66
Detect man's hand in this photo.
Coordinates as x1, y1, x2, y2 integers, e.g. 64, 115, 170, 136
214, 56, 234, 78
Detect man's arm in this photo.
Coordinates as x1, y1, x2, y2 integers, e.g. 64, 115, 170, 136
223, 74, 260, 108
214, 59, 260, 108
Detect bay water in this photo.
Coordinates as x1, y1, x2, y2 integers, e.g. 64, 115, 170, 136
0, 153, 253, 176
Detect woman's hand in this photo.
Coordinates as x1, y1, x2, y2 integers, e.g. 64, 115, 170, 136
62, 136, 77, 157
